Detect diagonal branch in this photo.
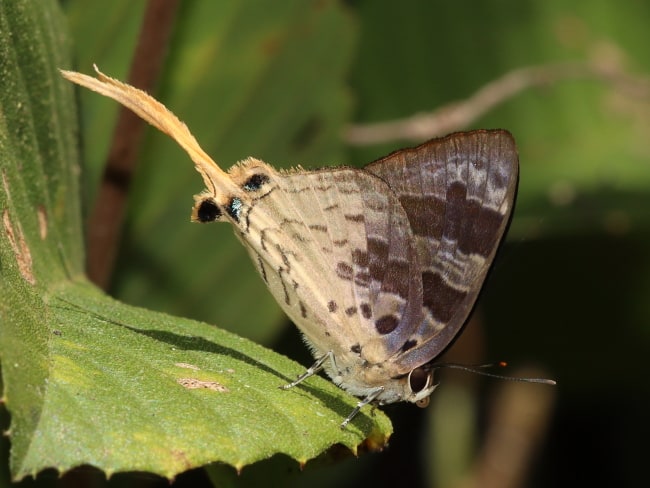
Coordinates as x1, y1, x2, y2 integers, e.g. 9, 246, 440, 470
344, 60, 650, 145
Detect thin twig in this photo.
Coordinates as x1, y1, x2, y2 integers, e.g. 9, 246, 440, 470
85, 0, 180, 289
344, 60, 650, 145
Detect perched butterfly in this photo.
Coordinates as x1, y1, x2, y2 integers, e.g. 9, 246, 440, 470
61, 67, 545, 428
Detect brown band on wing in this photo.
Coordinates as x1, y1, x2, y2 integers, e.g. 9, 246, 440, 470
398, 194, 446, 240
422, 270, 468, 324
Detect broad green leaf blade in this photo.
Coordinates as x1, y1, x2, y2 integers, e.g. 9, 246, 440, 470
0, 1, 83, 280
1, 0, 390, 481
34, 282, 390, 478
0, 0, 81, 479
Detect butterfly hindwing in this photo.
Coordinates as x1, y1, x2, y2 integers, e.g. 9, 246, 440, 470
365, 130, 519, 372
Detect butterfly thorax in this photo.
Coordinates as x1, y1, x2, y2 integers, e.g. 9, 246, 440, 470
319, 349, 438, 405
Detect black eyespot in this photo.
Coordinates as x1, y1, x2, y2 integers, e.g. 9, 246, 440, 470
345, 306, 357, 316
226, 197, 242, 222
243, 173, 269, 191
350, 344, 361, 354
196, 199, 221, 222
408, 367, 430, 393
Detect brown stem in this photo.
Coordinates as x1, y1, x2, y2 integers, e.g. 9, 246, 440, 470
85, 0, 181, 289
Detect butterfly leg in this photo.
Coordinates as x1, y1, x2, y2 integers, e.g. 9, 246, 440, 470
280, 351, 333, 390
340, 386, 384, 429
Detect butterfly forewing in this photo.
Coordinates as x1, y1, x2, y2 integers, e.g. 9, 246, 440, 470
229, 130, 517, 376
232, 162, 422, 363
365, 130, 519, 371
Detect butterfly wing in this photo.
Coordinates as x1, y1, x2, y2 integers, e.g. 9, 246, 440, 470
364, 130, 519, 372
196, 129, 517, 378
225, 160, 425, 365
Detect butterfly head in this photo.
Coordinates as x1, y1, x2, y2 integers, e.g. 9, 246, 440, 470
406, 365, 438, 408
376, 365, 437, 407
191, 157, 276, 225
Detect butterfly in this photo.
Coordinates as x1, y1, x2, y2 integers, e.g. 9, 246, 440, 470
61, 67, 523, 428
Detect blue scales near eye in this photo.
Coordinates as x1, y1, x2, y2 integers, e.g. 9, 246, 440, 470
226, 197, 243, 222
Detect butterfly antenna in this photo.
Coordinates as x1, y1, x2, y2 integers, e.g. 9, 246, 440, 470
429, 361, 556, 385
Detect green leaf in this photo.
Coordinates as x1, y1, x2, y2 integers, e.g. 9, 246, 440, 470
1, 0, 390, 482
37, 283, 391, 477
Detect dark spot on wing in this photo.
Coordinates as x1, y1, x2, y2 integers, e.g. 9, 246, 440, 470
309, 224, 328, 232
381, 260, 411, 299
243, 173, 269, 191
344, 214, 365, 223
375, 314, 399, 334
360, 303, 371, 319
257, 255, 268, 284
350, 344, 362, 354
336, 262, 353, 281
354, 271, 370, 287
328, 300, 338, 313
345, 306, 357, 316
352, 249, 368, 267
367, 237, 388, 282
278, 267, 291, 305
401, 339, 417, 352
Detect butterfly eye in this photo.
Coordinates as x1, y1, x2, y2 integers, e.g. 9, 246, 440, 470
408, 367, 430, 393
196, 199, 222, 223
